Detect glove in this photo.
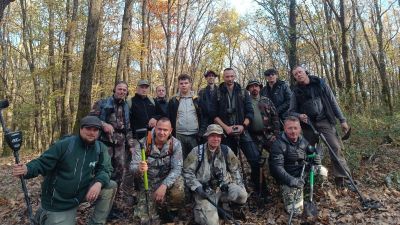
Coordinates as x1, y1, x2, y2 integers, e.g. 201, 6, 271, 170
289, 178, 305, 189
195, 186, 208, 199
220, 183, 229, 193
313, 154, 321, 165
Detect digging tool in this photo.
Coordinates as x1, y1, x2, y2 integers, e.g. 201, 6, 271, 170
203, 195, 241, 225
288, 163, 306, 225
0, 99, 34, 225
307, 122, 382, 209
136, 128, 152, 223
303, 153, 318, 218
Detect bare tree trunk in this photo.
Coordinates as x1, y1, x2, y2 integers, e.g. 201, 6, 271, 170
115, 0, 133, 83
288, 0, 297, 77
74, 0, 103, 132
140, 0, 147, 79
323, 1, 342, 89
47, 1, 57, 142
0, 0, 14, 23
20, 0, 43, 151
60, 0, 78, 136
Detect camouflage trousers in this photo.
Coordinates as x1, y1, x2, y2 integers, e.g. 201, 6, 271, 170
134, 176, 185, 224
194, 183, 247, 225
250, 133, 275, 193
108, 143, 135, 208
281, 184, 304, 215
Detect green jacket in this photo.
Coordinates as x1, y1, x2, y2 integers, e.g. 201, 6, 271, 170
25, 136, 112, 211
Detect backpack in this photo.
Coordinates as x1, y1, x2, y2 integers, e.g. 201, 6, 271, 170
195, 144, 229, 174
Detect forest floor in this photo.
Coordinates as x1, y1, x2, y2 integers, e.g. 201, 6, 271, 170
1, 116, 400, 225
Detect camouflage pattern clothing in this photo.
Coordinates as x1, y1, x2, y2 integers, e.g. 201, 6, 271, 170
281, 184, 304, 215
90, 96, 136, 206
130, 133, 185, 224
183, 144, 248, 225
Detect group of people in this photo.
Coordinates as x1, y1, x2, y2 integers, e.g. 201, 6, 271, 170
12, 65, 352, 225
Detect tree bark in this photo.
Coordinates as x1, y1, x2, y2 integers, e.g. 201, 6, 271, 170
60, 0, 78, 136
115, 0, 133, 83
74, 0, 103, 132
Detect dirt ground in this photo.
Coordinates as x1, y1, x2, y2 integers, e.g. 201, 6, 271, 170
0, 143, 399, 225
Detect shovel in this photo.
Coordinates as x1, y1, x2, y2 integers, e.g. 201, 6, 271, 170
303, 163, 318, 218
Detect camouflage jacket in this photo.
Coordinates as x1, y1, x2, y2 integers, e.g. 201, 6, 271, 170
256, 96, 280, 137
90, 96, 134, 148
130, 133, 183, 190
183, 144, 243, 191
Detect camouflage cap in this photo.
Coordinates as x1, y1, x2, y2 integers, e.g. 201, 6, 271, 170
246, 80, 263, 90
137, 79, 150, 87
80, 116, 102, 129
203, 124, 224, 137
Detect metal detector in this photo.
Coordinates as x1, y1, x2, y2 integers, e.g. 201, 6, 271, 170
307, 121, 382, 209
0, 99, 34, 225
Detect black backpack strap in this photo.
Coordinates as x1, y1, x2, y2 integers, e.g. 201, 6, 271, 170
220, 144, 230, 172
195, 144, 205, 174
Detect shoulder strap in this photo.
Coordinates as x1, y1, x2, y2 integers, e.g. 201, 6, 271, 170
220, 144, 230, 172
168, 138, 174, 155
146, 131, 153, 156
195, 144, 205, 174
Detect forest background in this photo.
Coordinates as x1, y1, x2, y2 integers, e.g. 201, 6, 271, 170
0, 0, 400, 224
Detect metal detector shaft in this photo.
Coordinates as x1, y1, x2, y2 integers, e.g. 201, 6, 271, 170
235, 136, 247, 190
139, 142, 151, 220
0, 101, 34, 225
204, 196, 240, 225
307, 122, 366, 202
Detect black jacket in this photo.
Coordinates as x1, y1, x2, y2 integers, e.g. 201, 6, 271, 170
213, 82, 254, 126
129, 94, 157, 138
167, 95, 205, 136
155, 97, 168, 116
289, 76, 346, 125
269, 133, 309, 186
260, 80, 292, 120
198, 84, 217, 125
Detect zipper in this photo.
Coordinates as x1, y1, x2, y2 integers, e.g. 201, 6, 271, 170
73, 158, 79, 176
76, 147, 87, 193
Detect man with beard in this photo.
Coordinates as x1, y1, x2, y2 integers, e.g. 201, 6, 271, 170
90, 81, 135, 215
246, 80, 280, 199
12, 116, 116, 225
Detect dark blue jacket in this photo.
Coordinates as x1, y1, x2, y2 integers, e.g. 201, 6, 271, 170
260, 80, 292, 120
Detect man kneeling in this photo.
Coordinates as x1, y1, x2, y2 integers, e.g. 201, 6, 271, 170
183, 124, 248, 225
130, 117, 185, 224
269, 116, 326, 215
12, 116, 117, 225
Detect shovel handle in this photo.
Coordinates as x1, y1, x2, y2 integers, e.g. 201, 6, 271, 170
140, 146, 149, 191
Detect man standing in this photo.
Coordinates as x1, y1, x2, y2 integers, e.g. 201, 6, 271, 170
289, 65, 350, 187
213, 68, 261, 194
90, 81, 135, 211
183, 124, 248, 225
155, 85, 168, 116
131, 118, 185, 224
246, 80, 280, 198
198, 70, 218, 134
269, 116, 322, 215
12, 116, 116, 225
260, 68, 292, 121
129, 79, 158, 139
168, 74, 204, 158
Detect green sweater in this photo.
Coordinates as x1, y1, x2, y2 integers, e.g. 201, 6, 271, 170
25, 136, 112, 211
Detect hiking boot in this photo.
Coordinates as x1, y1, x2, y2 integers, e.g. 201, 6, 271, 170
335, 177, 357, 192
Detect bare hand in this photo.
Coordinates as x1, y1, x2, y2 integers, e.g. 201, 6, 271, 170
85, 182, 102, 203
139, 161, 148, 173
12, 163, 27, 177
148, 118, 157, 128
299, 114, 308, 123
102, 122, 114, 134
341, 122, 349, 134
153, 184, 167, 203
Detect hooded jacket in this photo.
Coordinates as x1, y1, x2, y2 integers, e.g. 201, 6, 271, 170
260, 80, 292, 119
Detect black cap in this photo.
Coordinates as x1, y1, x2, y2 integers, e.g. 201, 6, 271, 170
246, 80, 263, 90
80, 116, 102, 129
203, 70, 218, 77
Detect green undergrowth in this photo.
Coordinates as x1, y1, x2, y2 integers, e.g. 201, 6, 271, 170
342, 106, 400, 172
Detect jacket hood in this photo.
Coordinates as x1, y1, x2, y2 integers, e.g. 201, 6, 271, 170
279, 132, 304, 146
